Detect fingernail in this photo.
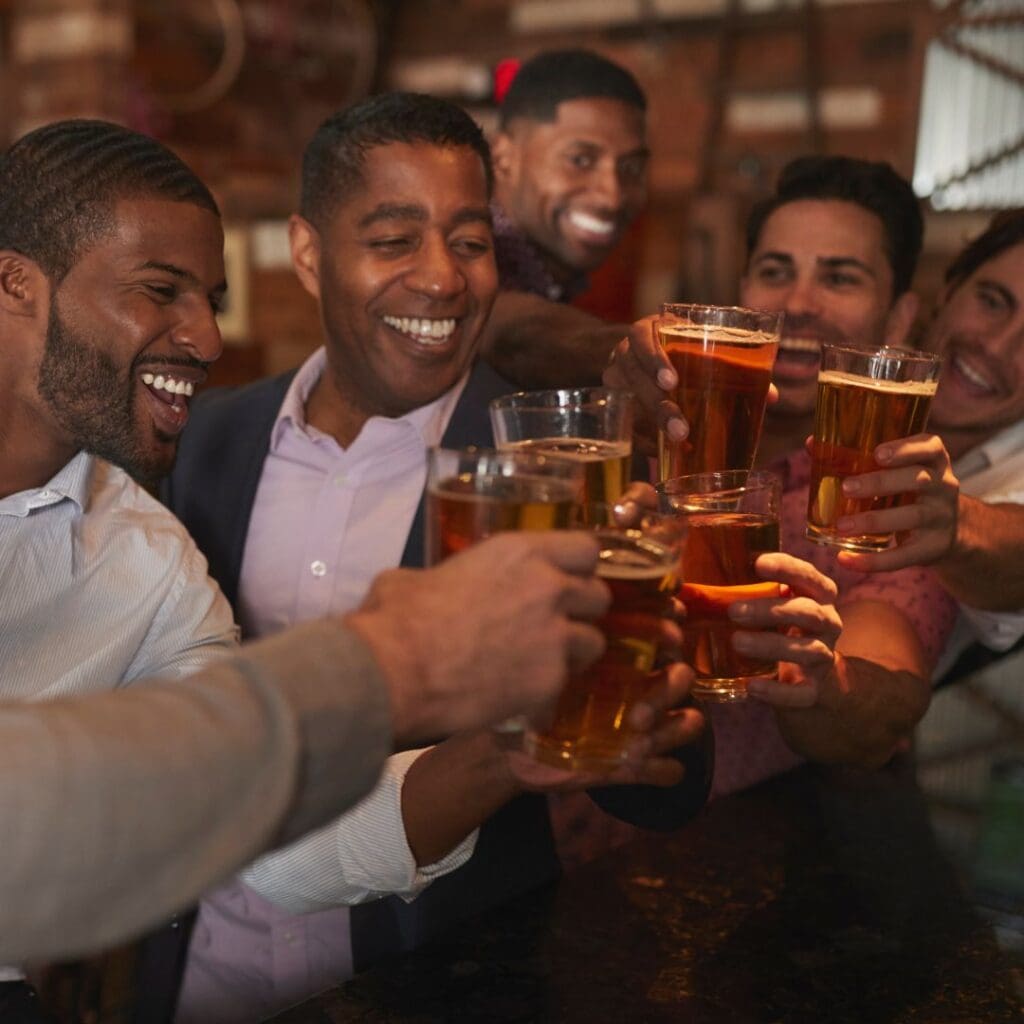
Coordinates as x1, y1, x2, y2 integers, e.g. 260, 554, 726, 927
667, 419, 688, 442
627, 736, 652, 759
732, 633, 754, 652
876, 446, 893, 463
729, 602, 751, 620
837, 517, 853, 531
629, 703, 653, 729
843, 479, 861, 495
657, 369, 677, 390
746, 680, 767, 699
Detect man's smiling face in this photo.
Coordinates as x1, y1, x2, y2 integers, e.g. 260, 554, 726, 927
494, 97, 648, 280
927, 240, 1024, 452
36, 197, 225, 482
292, 141, 497, 428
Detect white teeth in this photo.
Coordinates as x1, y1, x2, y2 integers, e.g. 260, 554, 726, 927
568, 210, 614, 236
141, 373, 196, 398
779, 337, 822, 353
954, 354, 994, 392
381, 316, 457, 345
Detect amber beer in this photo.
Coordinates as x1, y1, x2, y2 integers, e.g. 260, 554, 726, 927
503, 437, 631, 506
526, 525, 681, 770
658, 470, 781, 701
427, 471, 578, 563
490, 388, 634, 509
806, 346, 942, 552
680, 513, 780, 700
656, 305, 781, 481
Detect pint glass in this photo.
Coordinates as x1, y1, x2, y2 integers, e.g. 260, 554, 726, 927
490, 388, 634, 508
425, 447, 583, 564
525, 506, 683, 771
658, 470, 781, 702
657, 304, 782, 480
806, 345, 942, 552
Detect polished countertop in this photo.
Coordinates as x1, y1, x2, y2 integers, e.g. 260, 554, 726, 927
272, 760, 1023, 1023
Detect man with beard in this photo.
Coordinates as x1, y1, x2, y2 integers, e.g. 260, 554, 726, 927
0, 117, 624, 1022
479, 48, 651, 388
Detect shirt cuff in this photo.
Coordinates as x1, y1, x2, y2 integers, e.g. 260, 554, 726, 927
960, 605, 1024, 651
240, 747, 478, 914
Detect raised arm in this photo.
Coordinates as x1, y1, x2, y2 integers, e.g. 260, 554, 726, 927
479, 289, 625, 388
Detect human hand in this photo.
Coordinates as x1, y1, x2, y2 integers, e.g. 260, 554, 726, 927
728, 552, 843, 708
834, 433, 960, 573
503, 662, 704, 791
348, 532, 611, 743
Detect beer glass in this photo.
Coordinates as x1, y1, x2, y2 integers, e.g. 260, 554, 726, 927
657, 304, 782, 480
658, 470, 781, 702
425, 447, 583, 564
806, 344, 942, 552
489, 388, 634, 508
524, 505, 684, 771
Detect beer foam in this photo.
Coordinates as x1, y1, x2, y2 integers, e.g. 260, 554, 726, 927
596, 542, 675, 580
507, 438, 632, 462
658, 324, 777, 347
817, 369, 938, 396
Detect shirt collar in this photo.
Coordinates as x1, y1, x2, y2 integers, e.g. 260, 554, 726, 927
270, 345, 469, 453
491, 201, 589, 303
0, 450, 94, 518
953, 418, 1024, 481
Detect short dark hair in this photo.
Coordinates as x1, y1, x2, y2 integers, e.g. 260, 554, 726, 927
746, 156, 924, 298
944, 208, 1024, 293
498, 49, 646, 130
300, 92, 493, 228
0, 119, 219, 282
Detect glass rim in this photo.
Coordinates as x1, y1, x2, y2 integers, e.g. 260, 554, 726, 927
490, 386, 633, 412
656, 469, 782, 500
819, 342, 944, 366
427, 444, 584, 479
659, 302, 784, 331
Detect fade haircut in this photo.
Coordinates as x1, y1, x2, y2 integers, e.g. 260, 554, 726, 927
746, 156, 924, 298
945, 208, 1024, 293
300, 92, 493, 229
499, 49, 647, 131
0, 119, 219, 282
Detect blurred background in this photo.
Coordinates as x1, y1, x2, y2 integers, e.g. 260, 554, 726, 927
1, 0, 1020, 384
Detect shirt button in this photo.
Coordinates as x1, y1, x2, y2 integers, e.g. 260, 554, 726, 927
310, 560, 327, 577
38, 490, 52, 499
333, 473, 347, 487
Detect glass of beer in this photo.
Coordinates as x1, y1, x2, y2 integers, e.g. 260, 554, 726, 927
524, 505, 684, 771
656, 304, 782, 480
425, 447, 583, 564
489, 388, 634, 509
658, 470, 781, 702
806, 344, 942, 552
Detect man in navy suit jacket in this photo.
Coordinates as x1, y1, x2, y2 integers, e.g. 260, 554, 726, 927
162, 93, 712, 1024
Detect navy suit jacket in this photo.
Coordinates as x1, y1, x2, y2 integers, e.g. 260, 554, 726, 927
163, 360, 713, 970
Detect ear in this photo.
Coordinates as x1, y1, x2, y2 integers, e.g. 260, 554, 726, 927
0, 252, 47, 319
882, 290, 920, 348
490, 131, 518, 186
289, 214, 322, 302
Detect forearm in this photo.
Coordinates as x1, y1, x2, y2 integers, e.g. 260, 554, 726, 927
773, 652, 931, 768
480, 289, 624, 388
936, 495, 1024, 611
402, 731, 522, 866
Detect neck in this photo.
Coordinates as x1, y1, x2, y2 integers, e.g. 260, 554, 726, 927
0, 380, 76, 500
755, 410, 815, 468
305, 369, 369, 449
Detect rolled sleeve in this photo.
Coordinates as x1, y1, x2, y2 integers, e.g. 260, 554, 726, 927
240, 747, 478, 914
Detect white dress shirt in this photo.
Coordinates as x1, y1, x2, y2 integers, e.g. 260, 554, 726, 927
177, 349, 476, 1023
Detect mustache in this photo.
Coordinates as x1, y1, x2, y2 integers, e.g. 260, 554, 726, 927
133, 354, 211, 372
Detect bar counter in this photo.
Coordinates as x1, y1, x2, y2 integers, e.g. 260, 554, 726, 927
272, 761, 1023, 1022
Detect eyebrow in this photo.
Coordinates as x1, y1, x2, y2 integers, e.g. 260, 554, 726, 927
139, 260, 227, 297
753, 251, 876, 279
358, 203, 427, 229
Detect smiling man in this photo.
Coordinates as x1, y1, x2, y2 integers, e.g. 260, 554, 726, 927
740, 156, 923, 465
164, 93, 709, 1023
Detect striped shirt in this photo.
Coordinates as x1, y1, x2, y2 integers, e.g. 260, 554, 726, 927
0, 450, 238, 980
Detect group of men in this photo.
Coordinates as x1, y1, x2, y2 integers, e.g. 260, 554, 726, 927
0, 44, 1020, 1024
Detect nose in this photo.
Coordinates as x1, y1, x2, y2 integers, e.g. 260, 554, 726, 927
404, 234, 465, 300
587, 158, 625, 213
172, 301, 223, 365
987, 308, 1024, 361
782, 274, 822, 320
